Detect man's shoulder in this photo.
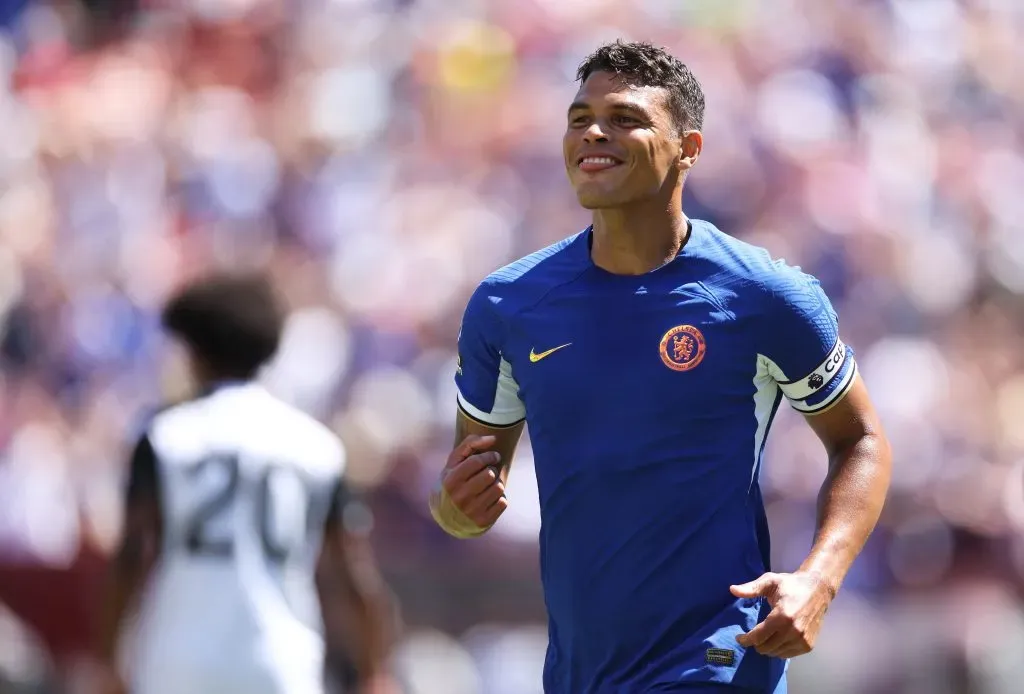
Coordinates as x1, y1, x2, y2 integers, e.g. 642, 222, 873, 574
134, 395, 214, 470
470, 230, 588, 316
693, 221, 816, 298
146, 386, 345, 471
483, 231, 586, 287
140, 396, 204, 440
262, 396, 345, 460
238, 389, 348, 472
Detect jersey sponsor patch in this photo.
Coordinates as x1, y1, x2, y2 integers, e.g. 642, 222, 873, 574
777, 338, 847, 401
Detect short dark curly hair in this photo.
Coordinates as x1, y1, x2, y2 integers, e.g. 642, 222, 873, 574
161, 271, 284, 381
576, 40, 705, 132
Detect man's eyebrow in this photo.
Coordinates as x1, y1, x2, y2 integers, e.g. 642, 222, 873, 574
610, 103, 649, 116
568, 100, 651, 116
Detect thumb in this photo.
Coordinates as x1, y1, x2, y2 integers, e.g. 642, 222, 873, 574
730, 573, 777, 599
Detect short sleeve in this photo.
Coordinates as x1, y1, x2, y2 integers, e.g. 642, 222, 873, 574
760, 268, 857, 414
454, 284, 526, 427
125, 433, 160, 505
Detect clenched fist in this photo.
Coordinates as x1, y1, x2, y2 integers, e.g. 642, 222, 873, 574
429, 435, 508, 538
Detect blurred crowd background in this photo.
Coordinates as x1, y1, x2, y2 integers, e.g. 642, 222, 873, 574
0, 0, 1022, 692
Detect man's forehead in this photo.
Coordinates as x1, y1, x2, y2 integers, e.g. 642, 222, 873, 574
572, 72, 665, 110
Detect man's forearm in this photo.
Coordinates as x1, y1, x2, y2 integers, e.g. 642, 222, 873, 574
352, 583, 395, 680
799, 432, 891, 595
325, 539, 397, 684
97, 544, 150, 664
97, 572, 131, 664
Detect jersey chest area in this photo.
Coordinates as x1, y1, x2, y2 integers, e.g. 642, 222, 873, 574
504, 283, 757, 429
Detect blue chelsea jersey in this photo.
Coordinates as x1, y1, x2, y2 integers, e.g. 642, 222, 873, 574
454, 220, 856, 694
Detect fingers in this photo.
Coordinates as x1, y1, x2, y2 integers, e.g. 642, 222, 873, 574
442, 433, 500, 485
475, 494, 509, 528
738, 610, 814, 658
729, 581, 760, 598
443, 450, 501, 486
442, 479, 507, 529
772, 640, 811, 659
733, 572, 827, 659
447, 463, 500, 502
462, 478, 507, 517
455, 471, 507, 527
449, 435, 497, 464
434, 435, 508, 532
749, 625, 790, 656
442, 454, 508, 527
730, 572, 778, 600
736, 610, 785, 649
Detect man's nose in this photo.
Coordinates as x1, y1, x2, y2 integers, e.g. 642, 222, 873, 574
583, 122, 609, 143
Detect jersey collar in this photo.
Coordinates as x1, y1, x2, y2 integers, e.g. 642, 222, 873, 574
576, 219, 703, 274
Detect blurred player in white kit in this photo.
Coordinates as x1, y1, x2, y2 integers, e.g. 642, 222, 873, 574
95, 272, 397, 694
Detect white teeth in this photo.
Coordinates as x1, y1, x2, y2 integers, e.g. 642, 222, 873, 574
580, 157, 618, 166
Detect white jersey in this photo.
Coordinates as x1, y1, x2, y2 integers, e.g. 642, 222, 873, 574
126, 383, 345, 694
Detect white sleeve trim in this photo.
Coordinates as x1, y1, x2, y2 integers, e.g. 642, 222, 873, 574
773, 338, 849, 402
456, 357, 526, 427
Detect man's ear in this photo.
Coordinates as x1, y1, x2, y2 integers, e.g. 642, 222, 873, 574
678, 129, 703, 172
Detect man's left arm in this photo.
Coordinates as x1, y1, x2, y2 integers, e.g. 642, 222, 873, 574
734, 379, 891, 658
798, 376, 891, 601
317, 478, 399, 694
733, 269, 892, 659
96, 433, 164, 693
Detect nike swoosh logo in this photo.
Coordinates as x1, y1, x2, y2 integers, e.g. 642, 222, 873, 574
529, 343, 572, 362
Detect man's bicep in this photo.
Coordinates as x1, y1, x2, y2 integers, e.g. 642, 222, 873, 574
119, 433, 163, 563
761, 270, 857, 414
320, 480, 355, 580
456, 354, 526, 427
126, 434, 159, 504
774, 340, 857, 415
455, 284, 526, 427
803, 374, 885, 455
319, 480, 379, 594
323, 478, 372, 539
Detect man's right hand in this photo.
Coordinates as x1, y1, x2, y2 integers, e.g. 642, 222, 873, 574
430, 434, 508, 537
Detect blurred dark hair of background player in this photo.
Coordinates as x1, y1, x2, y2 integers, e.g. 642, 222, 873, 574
161, 272, 285, 383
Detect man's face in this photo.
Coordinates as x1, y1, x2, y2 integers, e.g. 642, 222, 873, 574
563, 71, 684, 209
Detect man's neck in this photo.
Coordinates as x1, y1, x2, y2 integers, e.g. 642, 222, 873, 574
196, 375, 252, 397
590, 204, 691, 276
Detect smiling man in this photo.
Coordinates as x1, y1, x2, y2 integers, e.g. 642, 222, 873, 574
429, 41, 892, 694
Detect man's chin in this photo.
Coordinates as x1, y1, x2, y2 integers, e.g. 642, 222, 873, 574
575, 188, 623, 210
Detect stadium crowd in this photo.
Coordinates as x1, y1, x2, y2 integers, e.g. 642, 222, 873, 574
0, 0, 1023, 692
